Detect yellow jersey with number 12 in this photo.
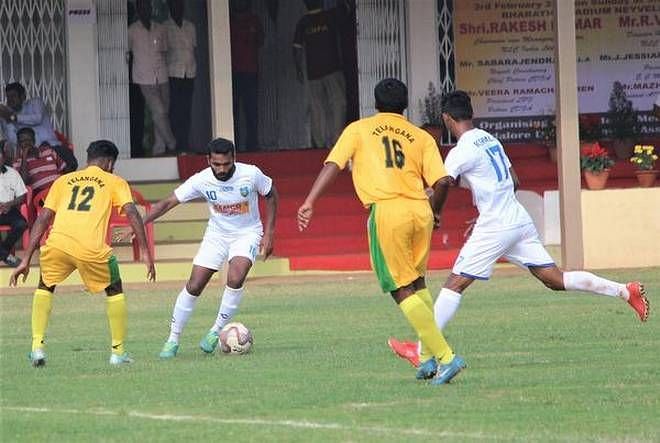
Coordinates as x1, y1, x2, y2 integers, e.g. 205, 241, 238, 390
43, 165, 133, 261
325, 112, 447, 206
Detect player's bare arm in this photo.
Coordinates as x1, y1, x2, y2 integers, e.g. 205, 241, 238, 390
429, 175, 455, 228
510, 167, 520, 192
123, 202, 156, 282
297, 162, 341, 231
9, 208, 55, 286
261, 185, 279, 260
142, 193, 180, 225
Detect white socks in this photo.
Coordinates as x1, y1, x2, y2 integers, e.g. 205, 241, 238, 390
168, 288, 199, 343
562, 271, 629, 300
211, 286, 244, 333
434, 288, 462, 330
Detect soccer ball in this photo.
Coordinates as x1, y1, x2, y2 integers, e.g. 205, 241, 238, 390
219, 322, 253, 355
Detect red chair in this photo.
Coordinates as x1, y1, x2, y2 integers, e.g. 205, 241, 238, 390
0, 186, 32, 252
106, 188, 155, 262
54, 130, 74, 152
31, 187, 52, 246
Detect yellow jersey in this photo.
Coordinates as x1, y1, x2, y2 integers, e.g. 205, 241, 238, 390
43, 165, 133, 261
325, 112, 447, 206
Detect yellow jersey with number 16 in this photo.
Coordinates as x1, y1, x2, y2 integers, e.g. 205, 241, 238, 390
325, 112, 447, 206
43, 165, 134, 261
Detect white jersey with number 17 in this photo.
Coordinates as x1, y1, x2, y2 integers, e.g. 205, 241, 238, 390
444, 128, 532, 231
174, 162, 273, 236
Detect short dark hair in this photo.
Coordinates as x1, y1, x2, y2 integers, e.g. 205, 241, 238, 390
5, 82, 26, 96
16, 127, 36, 140
374, 78, 408, 113
207, 137, 235, 156
87, 139, 119, 161
441, 90, 473, 121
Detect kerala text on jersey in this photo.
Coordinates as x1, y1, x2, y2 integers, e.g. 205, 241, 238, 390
473, 133, 496, 147
371, 125, 415, 143
66, 176, 106, 188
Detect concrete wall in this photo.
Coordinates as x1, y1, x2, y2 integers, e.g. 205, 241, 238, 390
581, 188, 660, 269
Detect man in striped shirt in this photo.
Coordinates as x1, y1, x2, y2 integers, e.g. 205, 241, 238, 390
12, 127, 65, 195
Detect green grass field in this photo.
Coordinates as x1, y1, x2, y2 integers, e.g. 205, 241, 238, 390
1, 268, 658, 442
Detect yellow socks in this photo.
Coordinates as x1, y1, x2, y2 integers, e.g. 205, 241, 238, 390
399, 292, 454, 364
31, 289, 53, 352
415, 288, 434, 363
106, 293, 127, 355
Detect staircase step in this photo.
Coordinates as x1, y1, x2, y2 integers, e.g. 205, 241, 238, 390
112, 242, 201, 261
288, 249, 460, 271
154, 221, 207, 242
131, 181, 181, 201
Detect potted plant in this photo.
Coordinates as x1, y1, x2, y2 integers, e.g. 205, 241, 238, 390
419, 82, 444, 143
630, 144, 658, 187
581, 142, 614, 190
607, 81, 641, 159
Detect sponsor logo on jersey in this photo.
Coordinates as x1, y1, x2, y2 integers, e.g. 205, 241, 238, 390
212, 201, 249, 216
240, 186, 250, 197
220, 186, 234, 192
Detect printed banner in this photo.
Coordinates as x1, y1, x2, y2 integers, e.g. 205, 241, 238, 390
454, 0, 660, 141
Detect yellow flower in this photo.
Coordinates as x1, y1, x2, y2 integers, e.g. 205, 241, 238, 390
653, 155, 658, 160
636, 158, 643, 163
634, 145, 643, 153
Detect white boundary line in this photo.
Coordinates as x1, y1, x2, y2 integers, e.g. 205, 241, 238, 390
1, 405, 505, 440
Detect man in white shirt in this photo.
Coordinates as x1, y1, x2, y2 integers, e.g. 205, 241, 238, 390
128, 0, 177, 155
141, 138, 279, 358
389, 91, 649, 376
0, 141, 28, 267
0, 82, 77, 172
165, 0, 196, 152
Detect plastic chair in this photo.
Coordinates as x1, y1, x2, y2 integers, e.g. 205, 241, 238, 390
0, 186, 32, 252
106, 188, 155, 262
54, 130, 74, 152
31, 187, 52, 246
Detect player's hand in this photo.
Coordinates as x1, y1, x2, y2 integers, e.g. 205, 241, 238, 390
433, 212, 441, 230
297, 203, 313, 231
259, 233, 274, 261
112, 227, 134, 243
463, 217, 477, 239
145, 257, 156, 282
9, 259, 30, 287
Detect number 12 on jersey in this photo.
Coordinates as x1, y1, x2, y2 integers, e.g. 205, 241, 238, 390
485, 145, 509, 182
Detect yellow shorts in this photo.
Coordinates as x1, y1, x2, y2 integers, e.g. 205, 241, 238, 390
40, 245, 121, 293
368, 198, 433, 293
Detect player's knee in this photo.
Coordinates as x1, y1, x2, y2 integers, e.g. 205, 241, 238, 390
186, 282, 204, 296
105, 279, 123, 296
226, 274, 246, 289
542, 279, 563, 291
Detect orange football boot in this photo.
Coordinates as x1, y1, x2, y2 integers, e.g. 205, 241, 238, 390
387, 337, 420, 368
626, 282, 649, 322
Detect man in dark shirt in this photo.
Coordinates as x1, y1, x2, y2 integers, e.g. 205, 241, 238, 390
230, 0, 264, 151
293, 0, 347, 148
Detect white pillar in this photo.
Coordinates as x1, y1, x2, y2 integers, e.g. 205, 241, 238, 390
207, 0, 234, 142
65, 0, 101, 162
406, 0, 439, 125
554, 0, 583, 269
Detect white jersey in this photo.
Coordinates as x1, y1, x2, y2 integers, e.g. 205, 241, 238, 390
174, 162, 273, 236
444, 128, 533, 231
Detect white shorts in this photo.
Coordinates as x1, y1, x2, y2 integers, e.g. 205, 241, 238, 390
193, 231, 262, 271
452, 223, 554, 280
